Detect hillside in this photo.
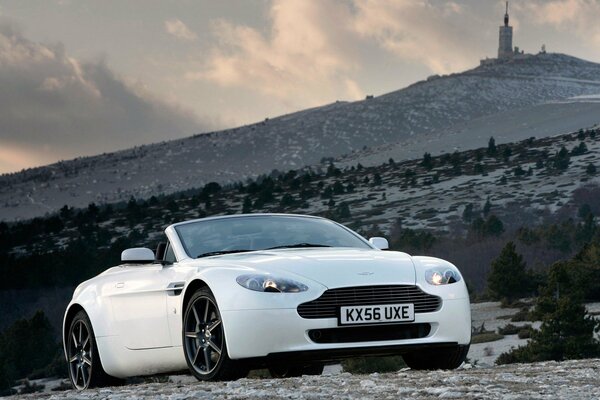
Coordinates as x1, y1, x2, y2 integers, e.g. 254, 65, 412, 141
3, 124, 600, 335
8, 358, 600, 399
2, 53, 600, 221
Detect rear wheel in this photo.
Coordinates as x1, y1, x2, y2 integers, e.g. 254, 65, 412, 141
183, 288, 248, 381
402, 344, 470, 370
67, 311, 122, 389
268, 363, 324, 378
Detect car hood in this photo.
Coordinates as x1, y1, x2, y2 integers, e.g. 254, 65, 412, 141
201, 248, 416, 288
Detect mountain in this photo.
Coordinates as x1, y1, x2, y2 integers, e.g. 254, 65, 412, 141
2, 53, 600, 221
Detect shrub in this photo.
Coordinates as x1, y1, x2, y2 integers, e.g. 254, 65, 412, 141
498, 324, 520, 335
518, 328, 533, 339
510, 308, 531, 322
498, 323, 533, 336
471, 333, 504, 344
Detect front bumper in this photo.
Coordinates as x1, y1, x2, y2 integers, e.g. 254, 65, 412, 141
221, 296, 471, 360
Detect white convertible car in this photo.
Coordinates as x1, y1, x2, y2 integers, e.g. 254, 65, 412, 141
63, 214, 471, 389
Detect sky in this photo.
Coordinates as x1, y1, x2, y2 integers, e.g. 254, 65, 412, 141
1, 0, 600, 174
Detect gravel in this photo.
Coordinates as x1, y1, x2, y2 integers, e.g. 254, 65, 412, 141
10, 359, 600, 399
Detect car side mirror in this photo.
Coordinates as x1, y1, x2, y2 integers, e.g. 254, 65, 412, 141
369, 237, 389, 250
121, 248, 155, 263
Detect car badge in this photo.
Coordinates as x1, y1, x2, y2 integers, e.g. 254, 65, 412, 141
357, 271, 374, 276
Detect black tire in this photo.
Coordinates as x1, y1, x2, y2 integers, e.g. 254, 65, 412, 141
183, 288, 248, 381
66, 311, 122, 389
402, 344, 470, 370
268, 363, 325, 378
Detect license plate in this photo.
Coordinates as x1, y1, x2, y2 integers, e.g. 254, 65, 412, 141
339, 303, 414, 325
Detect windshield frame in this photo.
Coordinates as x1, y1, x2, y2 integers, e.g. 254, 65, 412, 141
171, 214, 374, 259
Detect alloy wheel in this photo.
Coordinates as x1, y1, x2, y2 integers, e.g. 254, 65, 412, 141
184, 296, 224, 375
68, 320, 93, 389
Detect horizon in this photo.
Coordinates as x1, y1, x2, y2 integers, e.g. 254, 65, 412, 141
1, 0, 600, 174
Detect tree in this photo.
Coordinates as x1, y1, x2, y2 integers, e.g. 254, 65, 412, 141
333, 181, 345, 194
462, 203, 474, 222
421, 152, 433, 170
586, 163, 596, 175
513, 166, 525, 177
242, 196, 252, 213
497, 262, 600, 364
571, 142, 588, 156
502, 146, 512, 162
484, 215, 504, 236
279, 193, 294, 207
0, 311, 59, 391
487, 242, 532, 302
373, 173, 382, 186
552, 146, 570, 171
487, 137, 497, 156
337, 202, 351, 219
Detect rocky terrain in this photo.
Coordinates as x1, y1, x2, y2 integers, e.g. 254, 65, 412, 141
9, 125, 599, 258
7, 301, 600, 398
2, 53, 600, 221
9, 358, 600, 399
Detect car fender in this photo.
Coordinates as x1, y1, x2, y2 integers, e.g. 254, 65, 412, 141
62, 280, 117, 357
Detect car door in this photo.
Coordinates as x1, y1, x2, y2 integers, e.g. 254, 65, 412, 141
109, 248, 179, 350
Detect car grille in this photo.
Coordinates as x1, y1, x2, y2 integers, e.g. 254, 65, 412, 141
297, 285, 441, 319
308, 323, 431, 344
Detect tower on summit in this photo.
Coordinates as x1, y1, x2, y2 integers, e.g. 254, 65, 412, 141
498, 1, 513, 59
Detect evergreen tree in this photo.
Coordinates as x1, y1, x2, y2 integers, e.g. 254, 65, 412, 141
337, 202, 351, 219
373, 173, 382, 186
462, 203, 474, 222
487, 242, 531, 302
586, 163, 596, 175
0, 311, 59, 391
553, 146, 570, 171
497, 262, 600, 364
421, 152, 433, 170
571, 142, 588, 156
484, 215, 505, 236
487, 137, 497, 156
502, 146, 512, 162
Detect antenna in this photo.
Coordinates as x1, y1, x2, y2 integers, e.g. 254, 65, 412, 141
506, 1, 508, 14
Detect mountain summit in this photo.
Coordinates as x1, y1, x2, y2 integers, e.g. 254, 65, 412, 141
2, 53, 600, 221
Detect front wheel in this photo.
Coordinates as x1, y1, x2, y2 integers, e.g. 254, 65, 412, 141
402, 344, 470, 370
67, 311, 122, 389
183, 288, 248, 381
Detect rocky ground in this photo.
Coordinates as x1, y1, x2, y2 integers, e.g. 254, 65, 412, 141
10, 359, 600, 399
7, 301, 600, 398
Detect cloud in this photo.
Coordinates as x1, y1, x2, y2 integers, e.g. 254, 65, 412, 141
351, 0, 483, 74
165, 18, 198, 41
195, 0, 487, 110
0, 19, 211, 174
196, 0, 364, 109
515, 0, 600, 46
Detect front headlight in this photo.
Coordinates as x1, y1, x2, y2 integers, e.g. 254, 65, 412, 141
236, 274, 308, 293
425, 268, 461, 285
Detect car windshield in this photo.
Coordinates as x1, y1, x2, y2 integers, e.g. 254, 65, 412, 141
174, 215, 371, 258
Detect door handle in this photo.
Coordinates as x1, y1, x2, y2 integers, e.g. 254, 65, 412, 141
115, 282, 125, 288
